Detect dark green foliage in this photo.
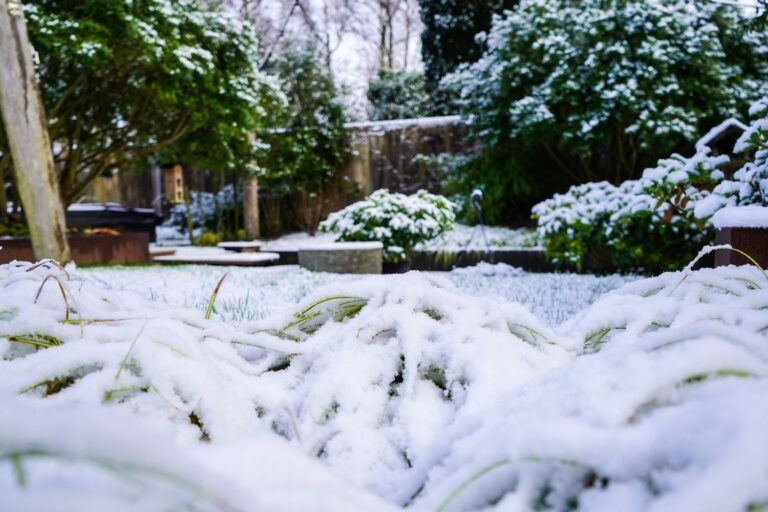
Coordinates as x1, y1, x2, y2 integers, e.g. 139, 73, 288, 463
439, 151, 570, 225
419, 0, 519, 113
367, 68, 429, 121
259, 43, 350, 233
17, 0, 280, 205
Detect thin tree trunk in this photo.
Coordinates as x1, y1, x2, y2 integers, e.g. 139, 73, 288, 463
0, 0, 70, 262
233, 171, 241, 237
196, 172, 205, 242
243, 177, 260, 240
387, 11, 394, 68
0, 160, 8, 225
403, 0, 411, 68
379, 1, 388, 68
183, 185, 194, 245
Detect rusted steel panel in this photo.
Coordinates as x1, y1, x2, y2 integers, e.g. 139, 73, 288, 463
0, 233, 149, 265
715, 227, 768, 267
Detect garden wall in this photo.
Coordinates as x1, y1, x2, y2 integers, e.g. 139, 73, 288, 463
344, 115, 470, 195
80, 117, 471, 238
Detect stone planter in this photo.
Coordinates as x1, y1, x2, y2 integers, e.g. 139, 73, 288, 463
712, 206, 768, 267
298, 242, 383, 274
0, 233, 150, 265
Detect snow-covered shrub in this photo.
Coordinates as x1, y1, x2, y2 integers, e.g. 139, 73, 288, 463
445, 0, 768, 223
533, 181, 638, 270
696, 97, 768, 217
533, 149, 727, 271
319, 190, 456, 263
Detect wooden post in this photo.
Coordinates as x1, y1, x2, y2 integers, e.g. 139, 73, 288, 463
183, 185, 194, 245
151, 165, 162, 216
0, 0, 70, 262
243, 177, 260, 240
162, 163, 185, 204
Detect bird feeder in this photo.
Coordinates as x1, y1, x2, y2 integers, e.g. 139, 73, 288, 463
162, 163, 185, 204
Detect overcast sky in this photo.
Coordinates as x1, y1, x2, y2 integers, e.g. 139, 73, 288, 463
242, 0, 423, 120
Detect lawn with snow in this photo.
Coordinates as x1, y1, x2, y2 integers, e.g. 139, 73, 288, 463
80, 264, 633, 326
1, 259, 767, 511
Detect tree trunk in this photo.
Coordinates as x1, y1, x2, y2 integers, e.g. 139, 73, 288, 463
183, 185, 194, 245
0, 0, 70, 262
243, 178, 260, 240
379, 1, 388, 69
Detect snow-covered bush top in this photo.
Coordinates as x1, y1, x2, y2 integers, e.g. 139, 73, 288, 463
436, 0, 768, 229
3, 256, 768, 510
446, 0, 768, 175
319, 190, 456, 263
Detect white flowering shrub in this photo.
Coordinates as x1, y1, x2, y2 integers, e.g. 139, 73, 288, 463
534, 149, 727, 271
319, 190, 456, 263
696, 97, 768, 217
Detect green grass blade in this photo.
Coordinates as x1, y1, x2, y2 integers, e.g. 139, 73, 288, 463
436, 459, 511, 512
205, 273, 229, 320
11, 454, 25, 488
114, 322, 148, 381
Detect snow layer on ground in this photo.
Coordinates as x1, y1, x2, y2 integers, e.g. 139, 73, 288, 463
448, 265, 634, 325
261, 231, 337, 251
299, 241, 384, 250
711, 205, 768, 229
416, 224, 540, 251
81, 264, 634, 326
2, 260, 766, 511
160, 225, 538, 252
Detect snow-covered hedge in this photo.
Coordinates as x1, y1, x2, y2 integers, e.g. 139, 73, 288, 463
534, 97, 768, 271
2, 255, 768, 510
319, 189, 456, 263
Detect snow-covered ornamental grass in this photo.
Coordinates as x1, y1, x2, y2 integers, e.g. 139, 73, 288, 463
2, 256, 768, 511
